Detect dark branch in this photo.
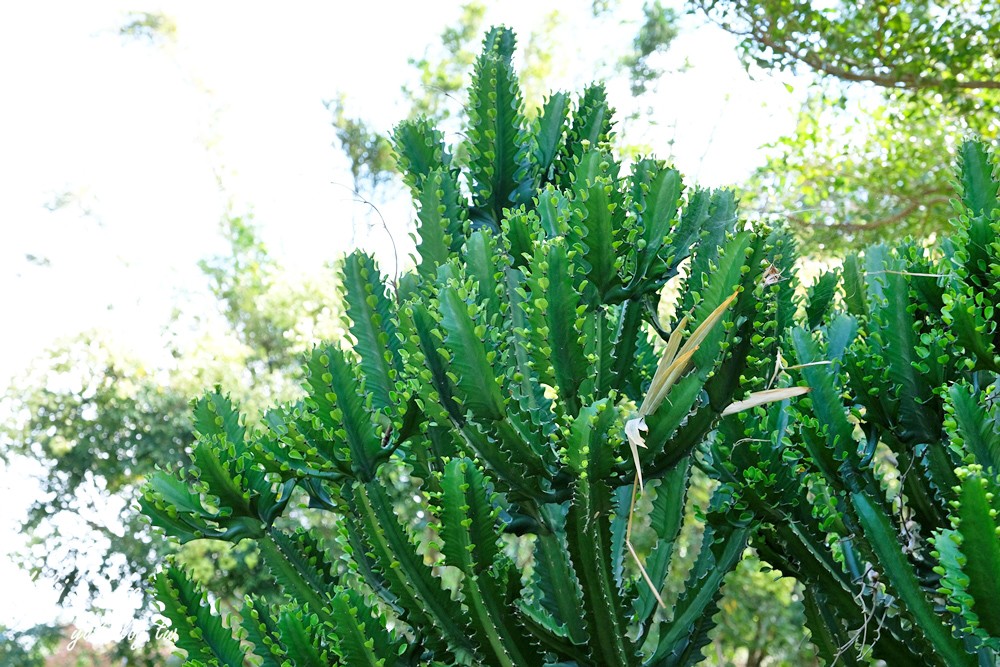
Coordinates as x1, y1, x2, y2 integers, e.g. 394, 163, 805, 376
751, 27, 1000, 92
782, 191, 952, 233
696, 3, 1000, 93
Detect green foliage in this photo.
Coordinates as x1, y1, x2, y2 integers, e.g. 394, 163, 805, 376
138, 20, 1000, 667
1, 215, 343, 662
0, 624, 65, 667
696, 0, 1000, 98
142, 27, 801, 666
325, 94, 397, 196
709, 558, 818, 667
712, 139, 1000, 665
620, 1, 680, 96
118, 11, 177, 44
745, 90, 997, 252
2, 336, 194, 607
197, 215, 342, 378
404, 2, 488, 123
692, 0, 1000, 249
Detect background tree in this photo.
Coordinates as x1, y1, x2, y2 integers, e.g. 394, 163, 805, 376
691, 0, 1000, 250
618, 0, 681, 97
193, 214, 343, 386
1, 216, 343, 663
0, 625, 66, 667
711, 560, 816, 667
697, 0, 999, 95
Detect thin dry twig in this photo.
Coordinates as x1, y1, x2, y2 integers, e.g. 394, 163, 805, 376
330, 181, 401, 294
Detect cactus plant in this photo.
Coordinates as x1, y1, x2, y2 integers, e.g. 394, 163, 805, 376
140, 27, 802, 667
707, 139, 1000, 666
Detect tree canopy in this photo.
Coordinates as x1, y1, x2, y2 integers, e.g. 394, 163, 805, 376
693, 0, 999, 249
2, 216, 342, 662
698, 0, 1000, 96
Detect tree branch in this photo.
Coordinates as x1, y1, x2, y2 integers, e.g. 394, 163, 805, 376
765, 31, 998, 91
784, 192, 952, 233
704, 6, 1000, 92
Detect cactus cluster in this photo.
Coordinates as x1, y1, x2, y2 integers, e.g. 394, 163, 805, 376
139, 26, 1000, 667
707, 141, 1000, 665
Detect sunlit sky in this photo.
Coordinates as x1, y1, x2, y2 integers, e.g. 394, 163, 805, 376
0, 0, 801, 645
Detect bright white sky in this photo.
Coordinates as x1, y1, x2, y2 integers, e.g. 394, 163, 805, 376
0, 0, 801, 648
